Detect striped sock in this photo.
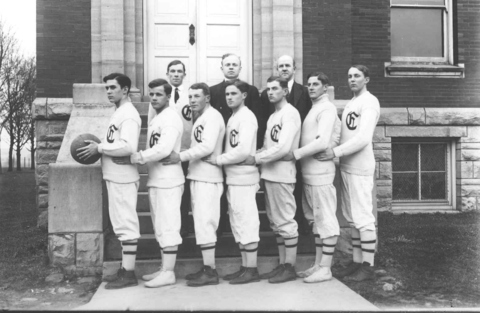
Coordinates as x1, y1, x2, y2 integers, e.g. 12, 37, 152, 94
351, 228, 362, 263
314, 234, 323, 264
121, 240, 138, 271
239, 243, 247, 267
284, 236, 298, 266
320, 236, 338, 268
276, 234, 286, 264
200, 244, 216, 269
360, 230, 376, 266
244, 242, 259, 268
162, 246, 178, 271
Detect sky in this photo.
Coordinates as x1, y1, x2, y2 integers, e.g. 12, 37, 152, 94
0, 0, 36, 168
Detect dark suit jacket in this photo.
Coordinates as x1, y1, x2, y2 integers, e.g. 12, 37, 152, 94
209, 80, 263, 148
258, 81, 312, 147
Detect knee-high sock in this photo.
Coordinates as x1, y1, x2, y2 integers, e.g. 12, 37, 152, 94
351, 228, 362, 263
244, 242, 258, 268
320, 236, 337, 268
239, 243, 246, 267
284, 236, 298, 266
360, 230, 376, 266
276, 234, 286, 264
200, 244, 216, 268
314, 234, 323, 264
162, 246, 178, 271
122, 240, 138, 271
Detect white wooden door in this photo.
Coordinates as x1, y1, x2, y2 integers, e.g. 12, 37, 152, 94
145, 0, 252, 90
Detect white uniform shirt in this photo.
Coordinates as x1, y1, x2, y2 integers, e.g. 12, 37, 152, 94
255, 102, 301, 184
216, 106, 260, 186
333, 91, 380, 176
98, 101, 141, 183
147, 84, 192, 152
131, 107, 185, 188
180, 106, 225, 183
293, 94, 341, 185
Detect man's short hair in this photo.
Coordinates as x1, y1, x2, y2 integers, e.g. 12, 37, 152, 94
351, 64, 370, 78
306, 72, 330, 86
189, 82, 210, 96
225, 80, 249, 94
148, 78, 172, 96
103, 73, 131, 93
167, 60, 186, 73
276, 55, 296, 69
221, 53, 241, 66
267, 75, 288, 90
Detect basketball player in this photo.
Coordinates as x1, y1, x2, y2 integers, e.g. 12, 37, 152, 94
77, 73, 141, 289
239, 76, 301, 284
161, 83, 226, 287
282, 72, 341, 282
315, 65, 380, 281
204, 80, 261, 284
113, 78, 184, 288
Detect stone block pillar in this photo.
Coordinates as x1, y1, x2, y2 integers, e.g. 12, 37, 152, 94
47, 84, 114, 276
91, 0, 144, 97
253, 0, 304, 89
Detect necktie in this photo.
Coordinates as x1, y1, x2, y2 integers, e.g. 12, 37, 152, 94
174, 87, 179, 103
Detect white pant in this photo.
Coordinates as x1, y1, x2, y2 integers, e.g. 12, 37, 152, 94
340, 171, 376, 232
227, 184, 261, 245
106, 181, 140, 242
190, 180, 223, 245
302, 183, 340, 238
264, 180, 298, 238
148, 185, 184, 248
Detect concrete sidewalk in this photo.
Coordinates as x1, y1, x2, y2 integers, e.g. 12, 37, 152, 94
76, 277, 378, 311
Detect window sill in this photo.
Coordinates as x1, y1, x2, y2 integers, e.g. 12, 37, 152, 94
385, 62, 464, 78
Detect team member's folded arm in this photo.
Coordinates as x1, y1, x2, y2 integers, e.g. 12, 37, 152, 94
293, 108, 337, 160
98, 119, 139, 157
131, 127, 180, 165
255, 119, 297, 165
216, 121, 256, 166
180, 119, 223, 162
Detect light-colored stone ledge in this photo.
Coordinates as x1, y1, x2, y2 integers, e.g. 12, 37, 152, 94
33, 98, 73, 120
456, 179, 480, 186
425, 108, 480, 126
386, 126, 467, 137
456, 149, 480, 161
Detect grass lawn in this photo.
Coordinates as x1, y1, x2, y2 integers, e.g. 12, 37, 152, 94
340, 211, 480, 309
0, 170, 479, 309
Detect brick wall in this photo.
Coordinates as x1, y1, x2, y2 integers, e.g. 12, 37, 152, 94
37, 0, 91, 98
302, 0, 480, 108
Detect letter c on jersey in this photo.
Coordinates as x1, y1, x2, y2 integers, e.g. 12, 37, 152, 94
106, 124, 118, 143
270, 124, 282, 143
230, 129, 239, 147
149, 132, 161, 148
182, 105, 192, 121
346, 112, 359, 130
194, 125, 204, 143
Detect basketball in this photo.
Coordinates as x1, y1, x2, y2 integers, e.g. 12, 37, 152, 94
70, 133, 102, 165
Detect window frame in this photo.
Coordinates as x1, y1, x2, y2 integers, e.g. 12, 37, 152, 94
390, 0, 453, 64
391, 138, 456, 212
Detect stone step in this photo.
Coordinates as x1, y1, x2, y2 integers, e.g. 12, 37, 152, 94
103, 254, 320, 280
104, 232, 316, 260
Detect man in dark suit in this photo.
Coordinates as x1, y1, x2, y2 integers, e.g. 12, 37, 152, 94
209, 53, 263, 148
259, 55, 313, 235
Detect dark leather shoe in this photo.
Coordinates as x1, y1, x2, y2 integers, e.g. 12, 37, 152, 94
344, 262, 374, 282
185, 267, 204, 280
259, 264, 284, 280
186, 266, 219, 287
223, 266, 246, 281
230, 267, 261, 285
105, 268, 138, 289
103, 267, 125, 282
332, 261, 362, 279
268, 263, 296, 284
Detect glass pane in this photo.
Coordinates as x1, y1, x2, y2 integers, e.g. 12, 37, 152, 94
391, 0, 445, 6
421, 172, 446, 200
392, 144, 418, 171
393, 173, 419, 200
391, 8, 443, 57
421, 144, 446, 171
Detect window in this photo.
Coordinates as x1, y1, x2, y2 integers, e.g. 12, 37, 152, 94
391, 139, 456, 211
386, 0, 464, 77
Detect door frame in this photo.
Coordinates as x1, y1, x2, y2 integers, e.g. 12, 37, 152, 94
143, 0, 253, 94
